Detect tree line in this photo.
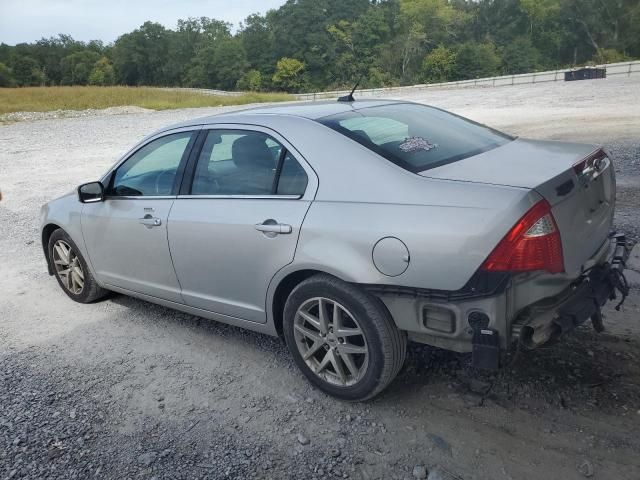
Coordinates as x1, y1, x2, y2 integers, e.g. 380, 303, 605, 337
0, 0, 638, 92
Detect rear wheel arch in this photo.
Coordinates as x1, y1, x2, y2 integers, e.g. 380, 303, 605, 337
270, 269, 397, 336
272, 269, 323, 336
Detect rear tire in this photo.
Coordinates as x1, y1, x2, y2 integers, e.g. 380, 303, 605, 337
283, 274, 406, 401
48, 229, 107, 303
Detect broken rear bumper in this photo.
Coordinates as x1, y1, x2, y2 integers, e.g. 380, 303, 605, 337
511, 233, 630, 350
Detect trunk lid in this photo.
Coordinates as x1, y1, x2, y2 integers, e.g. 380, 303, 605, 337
420, 138, 616, 276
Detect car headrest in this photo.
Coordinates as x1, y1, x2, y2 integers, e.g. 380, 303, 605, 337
231, 135, 275, 171
352, 129, 373, 143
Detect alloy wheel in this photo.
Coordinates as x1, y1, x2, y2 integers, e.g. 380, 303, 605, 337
52, 240, 85, 295
293, 297, 369, 386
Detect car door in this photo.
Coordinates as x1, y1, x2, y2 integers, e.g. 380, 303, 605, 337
167, 126, 317, 323
81, 129, 198, 302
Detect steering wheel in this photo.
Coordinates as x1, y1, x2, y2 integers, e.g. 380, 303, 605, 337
154, 169, 175, 195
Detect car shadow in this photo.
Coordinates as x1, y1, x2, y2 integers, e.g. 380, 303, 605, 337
104, 291, 640, 412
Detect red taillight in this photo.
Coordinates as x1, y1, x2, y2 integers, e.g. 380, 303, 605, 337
481, 200, 564, 274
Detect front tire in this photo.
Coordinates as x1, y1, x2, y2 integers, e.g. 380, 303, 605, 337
283, 274, 406, 401
48, 229, 107, 303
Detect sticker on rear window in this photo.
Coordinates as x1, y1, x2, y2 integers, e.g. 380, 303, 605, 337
398, 136, 437, 153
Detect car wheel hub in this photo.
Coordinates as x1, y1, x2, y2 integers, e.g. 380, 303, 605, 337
293, 297, 369, 387
52, 240, 85, 295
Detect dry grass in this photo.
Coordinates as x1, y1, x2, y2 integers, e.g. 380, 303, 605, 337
0, 86, 292, 115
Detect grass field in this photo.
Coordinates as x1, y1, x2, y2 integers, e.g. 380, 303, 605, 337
0, 86, 292, 115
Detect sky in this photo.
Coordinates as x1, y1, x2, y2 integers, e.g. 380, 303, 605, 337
0, 0, 288, 45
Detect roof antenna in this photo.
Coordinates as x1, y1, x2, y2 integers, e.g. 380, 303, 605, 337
337, 77, 361, 102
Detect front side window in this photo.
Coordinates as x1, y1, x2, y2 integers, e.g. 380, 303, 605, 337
318, 103, 513, 173
191, 130, 307, 196
109, 132, 193, 196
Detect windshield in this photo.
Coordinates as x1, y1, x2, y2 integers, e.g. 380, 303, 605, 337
318, 103, 514, 173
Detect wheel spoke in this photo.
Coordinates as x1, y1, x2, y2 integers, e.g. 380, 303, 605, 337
54, 244, 69, 264
315, 349, 332, 374
302, 340, 324, 360
317, 298, 329, 334
339, 352, 360, 378
294, 323, 322, 343
338, 343, 368, 355
66, 269, 74, 290
330, 350, 347, 385
298, 310, 320, 331
71, 271, 83, 290
57, 268, 71, 278
332, 302, 342, 331
73, 266, 84, 280
336, 327, 362, 338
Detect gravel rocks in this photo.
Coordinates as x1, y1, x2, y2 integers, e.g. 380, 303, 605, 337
138, 451, 157, 466
578, 459, 595, 477
413, 464, 428, 479
0, 106, 153, 123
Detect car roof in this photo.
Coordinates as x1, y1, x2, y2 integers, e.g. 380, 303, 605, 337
228, 99, 403, 119
163, 99, 408, 132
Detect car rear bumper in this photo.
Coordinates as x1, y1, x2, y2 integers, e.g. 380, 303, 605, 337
373, 233, 631, 360
511, 233, 630, 350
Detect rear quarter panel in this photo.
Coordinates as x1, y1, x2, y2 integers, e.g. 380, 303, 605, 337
295, 188, 539, 291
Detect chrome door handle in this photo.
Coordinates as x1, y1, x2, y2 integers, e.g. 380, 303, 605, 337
139, 216, 162, 227
254, 222, 292, 234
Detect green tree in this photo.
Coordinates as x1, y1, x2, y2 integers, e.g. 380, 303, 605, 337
591, 48, 628, 65
422, 46, 456, 83
112, 22, 171, 85
453, 42, 502, 80
31, 35, 87, 85
165, 17, 232, 86
272, 57, 306, 92
501, 36, 541, 74
236, 69, 262, 91
239, 14, 276, 76
61, 51, 101, 85
186, 37, 248, 89
88, 57, 116, 85
0, 62, 15, 87
269, 0, 370, 89
561, 0, 639, 62
395, 0, 469, 82
520, 0, 560, 35
12, 56, 45, 86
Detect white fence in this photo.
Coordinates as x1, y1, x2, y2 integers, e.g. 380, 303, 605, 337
296, 60, 640, 101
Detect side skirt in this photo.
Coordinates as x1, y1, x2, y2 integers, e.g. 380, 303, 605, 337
103, 284, 279, 337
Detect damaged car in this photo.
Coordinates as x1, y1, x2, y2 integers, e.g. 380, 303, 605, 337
40, 99, 630, 401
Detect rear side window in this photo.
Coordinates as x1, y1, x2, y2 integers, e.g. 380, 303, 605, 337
318, 103, 513, 173
190, 129, 308, 196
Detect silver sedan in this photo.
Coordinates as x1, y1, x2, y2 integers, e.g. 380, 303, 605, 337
40, 100, 630, 400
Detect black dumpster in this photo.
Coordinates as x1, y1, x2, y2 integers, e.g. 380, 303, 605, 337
565, 67, 607, 81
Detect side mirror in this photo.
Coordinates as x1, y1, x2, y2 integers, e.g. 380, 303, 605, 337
78, 181, 104, 203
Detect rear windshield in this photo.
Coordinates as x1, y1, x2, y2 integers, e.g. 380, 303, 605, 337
318, 103, 513, 173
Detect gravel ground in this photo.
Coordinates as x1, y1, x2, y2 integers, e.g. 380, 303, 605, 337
1, 76, 640, 480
